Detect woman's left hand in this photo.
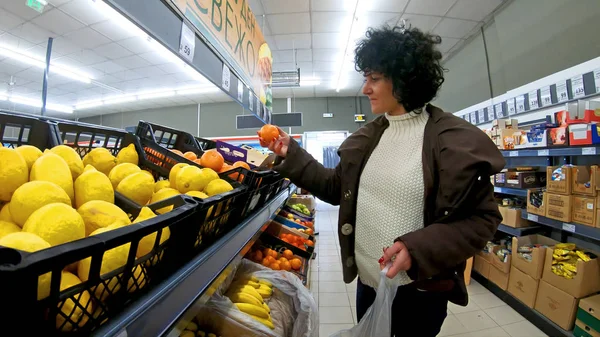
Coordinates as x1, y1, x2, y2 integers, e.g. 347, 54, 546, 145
380, 241, 412, 279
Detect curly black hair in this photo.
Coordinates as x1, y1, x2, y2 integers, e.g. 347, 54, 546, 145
354, 25, 445, 112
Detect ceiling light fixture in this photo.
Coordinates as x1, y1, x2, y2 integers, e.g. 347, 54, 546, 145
300, 78, 321, 87
0, 44, 92, 83
8, 95, 73, 113
137, 90, 175, 100
103, 95, 137, 105
75, 100, 104, 110
335, 0, 365, 92
175, 86, 220, 95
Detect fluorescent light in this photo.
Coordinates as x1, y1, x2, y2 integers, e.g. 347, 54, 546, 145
0, 44, 92, 83
104, 95, 137, 105
93, 0, 146, 37
0, 95, 7, 101
137, 91, 175, 100
300, 79, 321, 87
9, 95, 73, 113
75, 100, 104, 110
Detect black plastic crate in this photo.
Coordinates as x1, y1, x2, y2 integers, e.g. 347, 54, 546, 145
195, 136, 216, 151
136, 120, 204, 156
0, 110, 61, 149
0, 194, 199, 335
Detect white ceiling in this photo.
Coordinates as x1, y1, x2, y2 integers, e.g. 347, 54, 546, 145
0, 0, 503, 118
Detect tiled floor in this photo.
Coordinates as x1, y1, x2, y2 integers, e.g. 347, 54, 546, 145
308, 201, 549, 337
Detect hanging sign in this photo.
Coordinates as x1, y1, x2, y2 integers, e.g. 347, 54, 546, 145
178, 23, 195, 62
171, 0, 273, 110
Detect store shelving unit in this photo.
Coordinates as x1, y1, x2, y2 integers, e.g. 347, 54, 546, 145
521, 211, 600, 242
496, 224, 544, 237
472, 272, 575, 337
92, 187, 293, 337
494, 186, 528, 197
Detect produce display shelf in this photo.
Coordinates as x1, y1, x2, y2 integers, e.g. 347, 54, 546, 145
471, 272, 575, 337
92, 187, 293, 337
497, 224, 544, 237
521, 211, 600, 242
494, 186, 528, 197
501, 146, 600, 158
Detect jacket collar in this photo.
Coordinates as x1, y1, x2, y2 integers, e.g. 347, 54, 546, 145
373, 103, 445, 126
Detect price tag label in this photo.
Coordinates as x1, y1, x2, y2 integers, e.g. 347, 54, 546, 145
248, 91, 254, 111
178, 23, 195, 62
538, 149, 549, 156
507, 98, 516, 115
221, 64, 231, 91
540, 86, 552, 107
562, 223, 576, 233
571, 75, 585, 98
582, 147, 596, 155
470, 111, 477, 124
464, 114, 470, 122
237, 81, 243, 102
478, 109, 485, 123
494, 103, 504, 118
594, 69, 600, 93
528, 90, 539, 109
509, 151, 519, 157
556, 81, 569, 102
487, 107, 495, 121
527, 214, 539, 222
516, 95, 526, 113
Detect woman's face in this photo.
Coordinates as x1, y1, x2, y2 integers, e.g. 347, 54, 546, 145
362, 72, 400, 114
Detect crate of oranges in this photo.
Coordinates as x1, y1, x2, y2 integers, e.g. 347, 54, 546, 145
265, 221, 315, 255
245, 245, 309, 285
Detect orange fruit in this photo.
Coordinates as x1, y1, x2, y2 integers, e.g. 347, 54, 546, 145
270, 262, 281, 270
282, 238, 290, 244
281, 260, 292, 271
183, 151, 197, 161
305, 228, 314, 235
261, 258, 270, 267
305, 240, 314, 247
233, 161, 250, 170
200, 150, 224, 171
254, 250, 263, 261
290, 258, 302, 270
219, 164, 233, 173
278, 257, 288, 264
171, 149, 183, 156
266, 256, 276, 264
263, 248, 272, 257
229, 161, 249, 180
259, 124, 280, 144
283, 249, 293, 260
269, 249, 279, 259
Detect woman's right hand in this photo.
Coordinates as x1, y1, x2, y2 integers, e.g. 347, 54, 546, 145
258, 126, 290, 158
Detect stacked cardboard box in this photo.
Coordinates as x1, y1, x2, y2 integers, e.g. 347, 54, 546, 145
574, 294, 600, 337
489, 246, 512, 290
474, 250, 493, 279
535, 246, 600, 330
489, 119, 523, 150
508, 235, 558, 308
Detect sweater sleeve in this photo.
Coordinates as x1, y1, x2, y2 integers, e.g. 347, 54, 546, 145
397, 121, 505, 281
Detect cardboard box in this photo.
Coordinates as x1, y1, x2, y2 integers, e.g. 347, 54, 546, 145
474, 255, 491, 279
505, 171, 546, 189
549, 127, 569, 146
570, 124, 600, 146
547, 166, 573, 195
546, 193, 573, 222
489, 265, 510, 290
521, 129, 549, 149
497, 129, 526, 150
478, 250, 494, 263
542, 247, 600, 298
493, 119, 519, 129
494, 173, 506, 186
573, 195, 597, 227
508, 266, 540, 308
574, 320, 600, 337
500, 207, 532, 228
573, 166, 599, 197
216, 140, 276, 168
491, 246, 511, 273
512, 235, 559, 279
527, 189, 547, 216
578, 294, 600, 334
535, 280, 579, 331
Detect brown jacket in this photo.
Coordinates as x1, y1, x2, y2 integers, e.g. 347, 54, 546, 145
274, 104, 505, 305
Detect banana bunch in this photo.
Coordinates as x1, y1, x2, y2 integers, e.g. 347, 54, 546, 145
227, 276, 275, 330
179, 320, 221, 337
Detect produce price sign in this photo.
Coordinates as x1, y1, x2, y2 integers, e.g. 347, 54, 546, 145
494, 103, 505, 118
477, 109, 485, 123
487, 106, 494, 121
556, 81, 569, 102
528, 90, 539, 109
507, 98, 516, 115
515, 95, 526, 113
571, 75, 585, 98
540, 86, 551, 107
171, 0, 273, 110
470, 111, 477, 124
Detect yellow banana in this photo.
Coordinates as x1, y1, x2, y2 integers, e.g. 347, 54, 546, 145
250, 314, 275, 329
262, 302, 271, 313
233, 280, 260, 288
258, 279, 272, 288
234, 302, 269, 319
259, 284, 273, 294
228, 292, 263, 306
256, 287, 272, 299
197, 332, 206, 337
230, 285, 263, 303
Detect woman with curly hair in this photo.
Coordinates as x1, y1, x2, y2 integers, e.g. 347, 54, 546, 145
261, 25, 504, 336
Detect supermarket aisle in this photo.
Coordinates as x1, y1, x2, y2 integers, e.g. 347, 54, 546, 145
309, 201, 549, 337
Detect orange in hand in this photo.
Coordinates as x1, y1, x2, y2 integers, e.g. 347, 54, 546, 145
258, 124, 280, 144
200, 150, 224, 171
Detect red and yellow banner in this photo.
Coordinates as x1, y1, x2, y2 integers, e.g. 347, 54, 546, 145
171, 0, 273, 109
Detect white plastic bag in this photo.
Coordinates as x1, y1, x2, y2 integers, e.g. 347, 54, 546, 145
330, 265, 398, 337
206, 259, 319, 337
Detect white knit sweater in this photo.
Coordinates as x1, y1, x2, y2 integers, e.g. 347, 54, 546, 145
355, 111, 428, 289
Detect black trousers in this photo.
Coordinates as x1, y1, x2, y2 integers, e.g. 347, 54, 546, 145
356, 278, 448, 337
